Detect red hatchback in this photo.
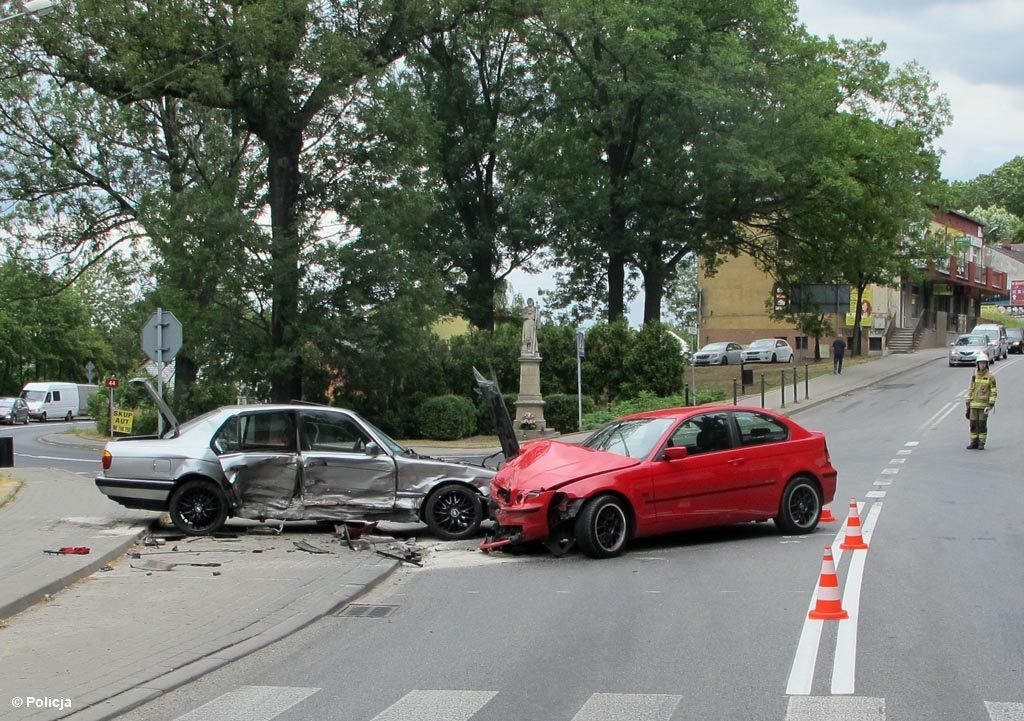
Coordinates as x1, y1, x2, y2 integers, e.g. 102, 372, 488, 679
486, 406, 837, 558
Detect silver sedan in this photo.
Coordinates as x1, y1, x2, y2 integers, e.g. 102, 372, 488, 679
95, 380, 495, 539
692, 342, 745, 366
949, 334, 997, 367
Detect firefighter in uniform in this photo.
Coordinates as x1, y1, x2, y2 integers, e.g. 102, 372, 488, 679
965, 352, 997, 450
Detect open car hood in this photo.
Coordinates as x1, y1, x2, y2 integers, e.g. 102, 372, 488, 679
473, 368, 519, 460
497, 439, 639, 492
129, 377, 180, 437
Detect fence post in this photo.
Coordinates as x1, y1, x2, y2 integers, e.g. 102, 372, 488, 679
733, 379, 738, 405
760, 373, 765, 407
684, 383, 690, 407
780, 370, 786, 408
804, 364, 810, 399
793, 367, 798, 402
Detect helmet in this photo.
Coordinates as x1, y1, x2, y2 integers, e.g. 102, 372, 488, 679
976, 352, 989, 364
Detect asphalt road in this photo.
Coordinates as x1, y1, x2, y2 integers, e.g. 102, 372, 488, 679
0, 419, 100, 475
111, 358, 1024, 720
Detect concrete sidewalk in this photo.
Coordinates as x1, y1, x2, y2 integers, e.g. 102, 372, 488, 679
0, 348, 944, 721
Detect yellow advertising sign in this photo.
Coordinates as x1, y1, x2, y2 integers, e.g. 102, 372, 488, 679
845, 288, 874, 327
112, 409, 134, 435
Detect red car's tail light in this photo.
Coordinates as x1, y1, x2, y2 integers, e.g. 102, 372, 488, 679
102, 450, 111, 470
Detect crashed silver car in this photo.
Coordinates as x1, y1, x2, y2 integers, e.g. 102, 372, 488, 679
95, 381, 495, 539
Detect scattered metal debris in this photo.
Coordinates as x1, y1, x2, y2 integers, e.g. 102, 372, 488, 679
43, 547, 90, 556
293, 540, 334, 555
130, 559, 222, 572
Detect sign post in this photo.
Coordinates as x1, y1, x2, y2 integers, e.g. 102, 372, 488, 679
141, 308, 183, 436
105, 377, 119, 437
576, 330, 585, 431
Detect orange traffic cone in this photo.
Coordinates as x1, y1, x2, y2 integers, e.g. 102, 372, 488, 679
820, 505, 836, 523
839, 498, 869, 550
808, 546, 848, 620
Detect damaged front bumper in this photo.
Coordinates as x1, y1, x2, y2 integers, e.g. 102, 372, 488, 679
478, 491, 584, 554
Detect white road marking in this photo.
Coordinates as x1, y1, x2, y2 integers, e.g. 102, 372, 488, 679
830, 503, 882, 695
904, 441, 919, 446
172, 686, 319, 721
986, 701, 1024, 720
873, 481, 891, 486
14, 453, 100, 464
880, 468, 899, 475
920, 403, 953, 429
785, 696, 884, 720
888, 458, 906, 464
369, 690, 497, 721
931, 403, 961, 427
896, 449, 912, 455
569, 693, 682, 721
865, 491, 886, 499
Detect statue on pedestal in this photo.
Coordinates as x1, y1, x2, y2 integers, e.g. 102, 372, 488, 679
521, 298, 540, 357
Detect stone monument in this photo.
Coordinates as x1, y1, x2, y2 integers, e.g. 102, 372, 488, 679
514, 298, 549, 439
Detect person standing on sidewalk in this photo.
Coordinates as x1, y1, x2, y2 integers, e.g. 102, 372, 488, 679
965, 352, 997, 450
831, 334, 847, 375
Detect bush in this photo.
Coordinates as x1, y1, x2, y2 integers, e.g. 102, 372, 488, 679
580, 389, 728, 431
416, 395, 477, 440
543, 393, 595, 433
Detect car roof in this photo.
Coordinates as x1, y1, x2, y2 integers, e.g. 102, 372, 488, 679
622, 405, 788, 422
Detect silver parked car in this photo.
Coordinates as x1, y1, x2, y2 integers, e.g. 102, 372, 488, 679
740, 338, 794, 363
691, 342, 744, 366
0, 396, 30, 425
949, 334, 997, 367
95, 381, 495, 539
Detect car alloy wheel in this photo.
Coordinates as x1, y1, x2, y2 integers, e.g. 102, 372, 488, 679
424, 483, 483, 541
775, 476, 821, 534
169, 479, 228, 535
575, 494, 629, 558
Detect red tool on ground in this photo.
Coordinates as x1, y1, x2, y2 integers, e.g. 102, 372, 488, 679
43, 546, 91, 555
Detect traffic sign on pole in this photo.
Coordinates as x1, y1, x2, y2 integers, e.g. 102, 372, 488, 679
141, 309, 183, 363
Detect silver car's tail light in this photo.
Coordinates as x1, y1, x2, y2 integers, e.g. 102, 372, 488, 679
102, 450, 112, 470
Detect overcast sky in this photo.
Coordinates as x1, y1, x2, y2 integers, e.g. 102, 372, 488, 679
799, 0, 1024, 182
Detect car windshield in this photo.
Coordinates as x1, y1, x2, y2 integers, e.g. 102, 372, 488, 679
957, 336, 987, 346
0, 398, 14, 409
1008, 329, 1023, 339
750, 339, 775, 348
358, 415, 408, 455
700, 343, 727, 351
582, 418, 675, 459
20, 390, 45, 401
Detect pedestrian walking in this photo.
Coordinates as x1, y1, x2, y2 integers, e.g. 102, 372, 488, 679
965, 352, 997, 450
831, 334, 847, 375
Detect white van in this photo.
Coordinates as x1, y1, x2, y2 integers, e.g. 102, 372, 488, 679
970, 323, 1008, 360
20, 382, 98, 422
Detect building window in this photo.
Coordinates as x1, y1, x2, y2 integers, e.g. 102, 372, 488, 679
795, 336, 809, 350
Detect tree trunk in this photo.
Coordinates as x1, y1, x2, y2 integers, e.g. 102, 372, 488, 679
267, 132, 304, 402
642, 247, 664, 324
463, 246, 497, 331
607, 250, 626, 322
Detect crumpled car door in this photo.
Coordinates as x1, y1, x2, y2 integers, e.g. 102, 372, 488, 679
299, 410, 398, 511
220, 451, 302, 516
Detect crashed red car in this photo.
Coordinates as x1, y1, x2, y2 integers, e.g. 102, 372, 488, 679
485, 406, 837, 558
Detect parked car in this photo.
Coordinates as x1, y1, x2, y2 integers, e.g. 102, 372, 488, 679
0, 396, 30, 425
1006, 327, 1024, 354
691, 342, 744, 366
740, 338, 794, 363
485, 406, 837, 558
970, 323, 1008, 360
95, 380, 495, 539
949, 334, 998, 367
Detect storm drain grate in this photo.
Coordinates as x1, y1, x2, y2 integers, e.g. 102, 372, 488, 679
335, 604, 399, 618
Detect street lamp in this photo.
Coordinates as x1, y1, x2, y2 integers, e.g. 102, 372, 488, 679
0, 0, 56, 24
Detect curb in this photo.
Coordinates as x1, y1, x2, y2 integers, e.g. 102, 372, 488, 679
0, 521, 154, 622
0, 479, 23, 509
61, 558, 401, 721
38, 433, 106, 450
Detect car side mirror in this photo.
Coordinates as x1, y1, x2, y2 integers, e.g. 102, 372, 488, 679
663, 446, 688, 461
364, 441, 382, 457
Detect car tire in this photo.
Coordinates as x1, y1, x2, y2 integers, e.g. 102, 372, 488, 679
169, 479, 229, 536
574, 494, 630, 559
771, 353, 778, 363
7, 413, 14, 425
65, 411, 73, 421
774, 476, 822, 534
22, 414, 28, 425
720, 357, 728, 365
423, 484, 483, 541
39, 412, 46, 423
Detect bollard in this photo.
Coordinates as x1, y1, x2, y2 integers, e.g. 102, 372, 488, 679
760, 373, 766, 407
804, 364, 810, 399
684, 383, 690, 407
733, 378, 738, 405
793, 367, 798, 402
0, 436, 13, 468
781, 370, 786, 408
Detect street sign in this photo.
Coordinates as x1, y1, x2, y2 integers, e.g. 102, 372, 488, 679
85, 361, 96, 383
105, 377, 119, 389
954, 235, 972, 248
576, 331, 585, 359
111, 409, 134, 434
141, 309, 183, 363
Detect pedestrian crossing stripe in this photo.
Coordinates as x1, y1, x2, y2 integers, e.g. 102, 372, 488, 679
169, 687, 1024, 721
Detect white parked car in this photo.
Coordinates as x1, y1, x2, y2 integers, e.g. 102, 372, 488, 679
740, 338, 794, 363
691, 342, 744, 366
